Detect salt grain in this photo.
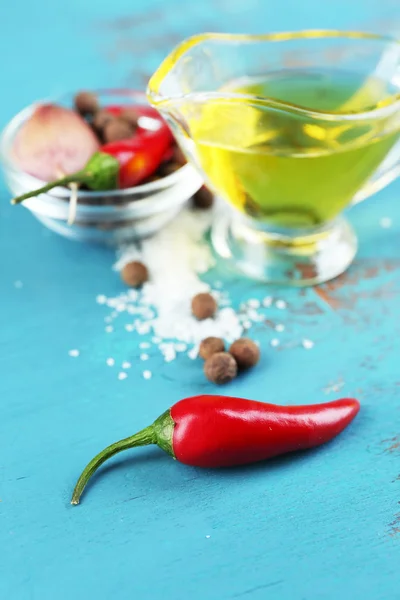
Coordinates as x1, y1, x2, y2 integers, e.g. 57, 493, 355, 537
205, 535, 211, 539
105, 325, 114, 333
188, 346, 199, 360
96, 294, 107, 304
270, 338, 280, 347
302, 339, 314, 350
380, 217, 392, 229
140, 354, 149, 361
162, 345, 176, 363
175, 343, 187, 352
247, 299, 260, 309
136, 322, 151, 335
106, 358, 115, 367
143, 370, 152, 380
122, 361, 131, 369
275, 324, 285, 332
125, 324, 134, 332
247, 309, 259, 322
262, 296, 273, 307
68, 349, 80, 357
276, 300, 287, 310
118, 372, 128, 380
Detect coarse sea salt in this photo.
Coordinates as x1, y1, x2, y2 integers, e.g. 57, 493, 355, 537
94, 207, 294, 371
112, 208, 243, 345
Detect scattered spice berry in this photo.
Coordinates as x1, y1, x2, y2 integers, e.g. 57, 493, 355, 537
92, 109, 115, 132
191, 292, 217, 320
193, 186, 214, 209
71, 395, 360, 504
103, 118, 133, 143
199, 336, 225, 360
204, 351, 237, 385
229, 338, 260, 369
121, 261, 149, 287
120, 108, 140, 128
74, 91, 99, 116
158, 162, 181, 177
172, 145, 187, 166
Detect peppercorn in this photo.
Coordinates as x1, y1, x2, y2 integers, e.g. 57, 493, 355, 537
199, 337, 225, 360
75, 91, 99, 116
121, 261, 149, 287
191, 292, 217, 320
158, 162, 181, 177
120, 108, 140, 128
143, 175, 162, 184
172, 145, 187, 166
204, 352, 238, 385
229, 338, 260, 370
193, 187, 214, 209
103, 118, 133, 143
92, 110, 115, 132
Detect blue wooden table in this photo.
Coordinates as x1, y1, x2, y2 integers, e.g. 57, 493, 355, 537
1, 1, 400, 599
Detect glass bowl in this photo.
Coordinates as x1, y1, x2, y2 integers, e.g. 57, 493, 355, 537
0, 89, 203, 244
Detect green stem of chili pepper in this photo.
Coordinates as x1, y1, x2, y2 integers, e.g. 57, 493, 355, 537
11, 151, 120, 205
71, 426, 155, 505
71, 410, 174, 505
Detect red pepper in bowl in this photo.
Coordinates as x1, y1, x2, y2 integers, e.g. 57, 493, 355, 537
71, 395, 360, 505
11, 105, 174, 204
101, 124, 172, 188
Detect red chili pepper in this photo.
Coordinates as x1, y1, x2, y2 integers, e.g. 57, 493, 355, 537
71, 395, 360, 504
100, 105, 173, 187
11, 105, 174, 204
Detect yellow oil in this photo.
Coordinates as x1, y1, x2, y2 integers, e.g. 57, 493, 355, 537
190, 71, 400, 227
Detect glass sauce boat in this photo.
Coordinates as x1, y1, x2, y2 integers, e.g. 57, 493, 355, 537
148, 31, 400, 285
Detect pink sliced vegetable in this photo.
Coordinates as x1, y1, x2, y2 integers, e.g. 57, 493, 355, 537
12, 104, 99, 182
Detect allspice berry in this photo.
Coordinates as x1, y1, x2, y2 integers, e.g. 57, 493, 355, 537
193, 187, 214, 209
103, 118, 133, 143
199, 337, 225, 360
158, 162, 181, 177
191, 292, 217, 320
204, 352, 238, 385
74, 91, 99, 115
92, 109, 114, 132
120, 108, 140, 128
172, 145, 187, 166
121, 261, 149, 288
229, 338, 260, 369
